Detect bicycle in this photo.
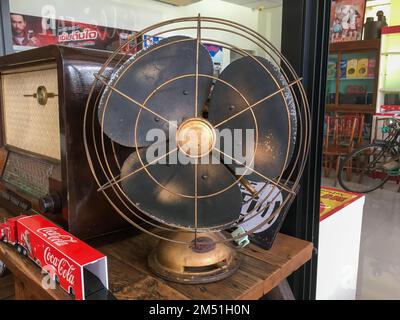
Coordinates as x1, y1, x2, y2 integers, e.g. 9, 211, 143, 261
338, 117, 400, 193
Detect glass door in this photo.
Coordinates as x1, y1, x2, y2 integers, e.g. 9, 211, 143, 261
326, 53, 338, 105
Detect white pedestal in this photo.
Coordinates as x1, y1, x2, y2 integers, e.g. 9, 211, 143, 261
316, 187, 365, 300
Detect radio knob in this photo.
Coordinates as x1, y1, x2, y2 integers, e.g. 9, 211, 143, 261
39, 193, 61, 214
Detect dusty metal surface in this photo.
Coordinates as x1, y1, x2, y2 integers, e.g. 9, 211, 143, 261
84, 16, 311, 247
98, 36, 213, 147
148, 232, 241, 284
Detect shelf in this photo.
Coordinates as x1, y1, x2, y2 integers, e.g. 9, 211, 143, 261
380, 89, 400, 93
327, 77, 375, 81
381, 105, 400, 111
327, 41, 380, 117
339, 77, 375, 80
325, 104, 375, 114
329, 39, 381, 52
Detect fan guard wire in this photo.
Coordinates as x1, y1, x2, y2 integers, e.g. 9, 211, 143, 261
84, 16, 311, 245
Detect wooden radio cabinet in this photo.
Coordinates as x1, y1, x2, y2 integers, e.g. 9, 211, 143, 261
0, 45, 127, 239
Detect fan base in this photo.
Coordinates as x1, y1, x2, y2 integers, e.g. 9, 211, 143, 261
148, 232, 241, 284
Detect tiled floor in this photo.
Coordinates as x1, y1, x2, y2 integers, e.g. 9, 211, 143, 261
321, 176, 400, 300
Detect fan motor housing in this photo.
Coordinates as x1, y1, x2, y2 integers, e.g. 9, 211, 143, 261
177, 118, 216, 158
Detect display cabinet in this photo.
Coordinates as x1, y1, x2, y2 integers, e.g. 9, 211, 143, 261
326, 39, 381, 114
326, 39, 381, 141
376, 25, 400, 115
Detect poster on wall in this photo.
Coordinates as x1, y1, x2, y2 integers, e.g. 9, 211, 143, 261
320, 187, 363, 221
143, 35, 162, 48
329, 0, 366, 43
203, 43, 223, 76
10, 12, 140, 53
10, 13, 57, 48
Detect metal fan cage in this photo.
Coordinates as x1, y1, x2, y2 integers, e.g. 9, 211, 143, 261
84, 16, 311, 245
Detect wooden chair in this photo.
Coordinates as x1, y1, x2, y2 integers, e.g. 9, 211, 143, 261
353, 113, 365, 147
334, 112, 365, 147
323, 115, 358, 186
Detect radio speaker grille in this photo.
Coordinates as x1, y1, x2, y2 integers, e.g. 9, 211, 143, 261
1, 66, 61, 160
2, 152, 54, 198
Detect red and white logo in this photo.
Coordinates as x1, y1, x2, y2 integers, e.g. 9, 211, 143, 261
43, 247, 76, 286
37, 227, 77, 247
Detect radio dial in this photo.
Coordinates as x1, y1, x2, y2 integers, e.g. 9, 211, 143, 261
39, 193, 61, 214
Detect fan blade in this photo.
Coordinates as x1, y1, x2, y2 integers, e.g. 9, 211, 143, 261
120, 149, 243, 229
98, 36, 213, 147
208, 56, 297, 181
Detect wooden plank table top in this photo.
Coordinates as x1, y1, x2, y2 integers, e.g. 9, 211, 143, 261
100, 232, 313, 300
0, 274, 14, 300
0, 212, 313, 300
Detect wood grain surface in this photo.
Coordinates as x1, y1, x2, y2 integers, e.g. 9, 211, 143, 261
0, 210, 313, 300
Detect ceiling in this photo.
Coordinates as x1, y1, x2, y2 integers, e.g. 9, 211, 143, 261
153, 0, 282, 8
155, 0, 202, 5
220, 0, 282, 9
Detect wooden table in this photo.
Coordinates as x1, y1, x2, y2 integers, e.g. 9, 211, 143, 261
0, 212, 313, 300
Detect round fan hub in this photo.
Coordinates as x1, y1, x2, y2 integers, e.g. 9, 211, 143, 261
177, 118, 216, 158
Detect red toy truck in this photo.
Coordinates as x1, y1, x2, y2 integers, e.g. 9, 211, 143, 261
0, 214, 113, 300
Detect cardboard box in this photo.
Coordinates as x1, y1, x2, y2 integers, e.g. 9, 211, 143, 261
367, 58, 376, 78
340, 59, 347, 78
356, 58, 368, 78
1, 215, 109, 300
346, 59, 358, 78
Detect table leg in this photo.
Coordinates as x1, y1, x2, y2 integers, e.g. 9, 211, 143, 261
264, 279, 295, 300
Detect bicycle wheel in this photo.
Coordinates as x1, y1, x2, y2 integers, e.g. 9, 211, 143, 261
338, 143, 392, 193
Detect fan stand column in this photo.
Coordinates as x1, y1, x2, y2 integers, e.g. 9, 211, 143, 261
149, 118, 241, 284
148, 16, 242, 283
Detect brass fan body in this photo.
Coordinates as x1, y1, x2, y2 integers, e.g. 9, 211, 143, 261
84, 16, 310, 284
148, 232, 240, 284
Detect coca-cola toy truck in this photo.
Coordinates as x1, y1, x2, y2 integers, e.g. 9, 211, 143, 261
0, 214, 113, 300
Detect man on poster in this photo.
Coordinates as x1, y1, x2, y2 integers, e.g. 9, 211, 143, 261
11, 14, 41, 46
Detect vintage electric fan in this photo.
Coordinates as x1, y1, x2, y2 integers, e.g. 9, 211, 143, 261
84, 16, 310, 284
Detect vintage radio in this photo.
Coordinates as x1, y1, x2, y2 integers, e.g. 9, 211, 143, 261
0, 45, 127, 239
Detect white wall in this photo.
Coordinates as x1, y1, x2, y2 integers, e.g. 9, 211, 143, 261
264, 6, 282, 51
256, 6, 282, 61
10, 0, 259, 31
365, 1, 391, 25
10, 0, 168, 30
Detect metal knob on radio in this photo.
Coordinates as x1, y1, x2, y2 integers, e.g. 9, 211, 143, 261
39, 192, 62, 214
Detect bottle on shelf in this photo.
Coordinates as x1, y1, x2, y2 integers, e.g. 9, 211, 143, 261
363, 10, 388, 40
